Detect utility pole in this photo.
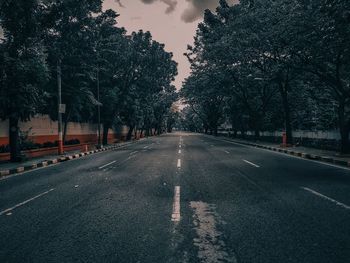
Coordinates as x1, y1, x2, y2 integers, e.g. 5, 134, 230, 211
57, 60, 64, 155
97, 67, 101, 148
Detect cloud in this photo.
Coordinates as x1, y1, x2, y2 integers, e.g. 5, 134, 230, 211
140, 0, 177, 14
114, 0, 125, 8
181, 0, 238, 23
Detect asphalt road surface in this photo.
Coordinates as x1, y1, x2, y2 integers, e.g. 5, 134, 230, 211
1, 132, 349, 263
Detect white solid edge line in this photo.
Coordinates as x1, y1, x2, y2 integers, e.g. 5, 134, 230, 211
177, 159, 181, 168
208, 136, 350, 171
171, 186, 181, 222
301, 187, 350, 210
99, 160, 116, 169
243, 159, 260, 168
0, 188, 55, 216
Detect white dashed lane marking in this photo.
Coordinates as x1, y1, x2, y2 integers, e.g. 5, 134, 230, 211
302, 187, 350, 210
177, 159, 181, 168
171, 186, 181, 222
243, 159, 260, 168
99, 161, 116, 169
0, 189, 55, 216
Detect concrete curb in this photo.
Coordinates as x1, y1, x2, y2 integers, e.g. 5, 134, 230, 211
219, 137, 350, 168
0, 139, 143, 179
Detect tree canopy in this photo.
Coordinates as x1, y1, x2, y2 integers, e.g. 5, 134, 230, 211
181, 0, 350, 152
0, 0, 178, 161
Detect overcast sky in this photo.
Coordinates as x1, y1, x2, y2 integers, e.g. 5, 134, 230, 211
103, 0, 236, 90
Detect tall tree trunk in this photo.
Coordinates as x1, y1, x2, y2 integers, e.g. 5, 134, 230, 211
9, 115, 20, 162
252, 114, 261, 140
102, 124, 109, 146
62, 110, 71, 144
241, 129, 246, 139
254, 129, 260, 140
338, 100, 350, 153
279, 82, 293, 145
134, 126, 138, 139
214, 126, 218, 136
63, 118, 68, 144
127, 125, 134, 141
233, 130, 237, 138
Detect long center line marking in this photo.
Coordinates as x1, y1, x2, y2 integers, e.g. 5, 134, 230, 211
0, 188, 55, 216
177, 159, 181, 168
99, 160, 116, 169
171, 186, 181, 222
302, 187, 350, 210
243, 159, 260, 168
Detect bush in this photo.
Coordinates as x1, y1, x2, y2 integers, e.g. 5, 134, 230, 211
0, 138, 82, 153
0, 144, 10, 153
65, 139, 80, 145
42, 141, 57, 148
20, 141, 40, 151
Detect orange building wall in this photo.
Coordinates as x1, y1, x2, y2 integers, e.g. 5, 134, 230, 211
0, 115, 129, 146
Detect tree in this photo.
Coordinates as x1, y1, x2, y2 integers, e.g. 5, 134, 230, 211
292, 0, 350, 152
43, 0, 103, 143
0, 0, 48, 161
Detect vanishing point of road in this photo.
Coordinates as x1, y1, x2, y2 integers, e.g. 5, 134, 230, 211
1, 132, 349, 263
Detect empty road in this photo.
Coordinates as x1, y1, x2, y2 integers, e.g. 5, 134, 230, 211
0, 132, 349, 263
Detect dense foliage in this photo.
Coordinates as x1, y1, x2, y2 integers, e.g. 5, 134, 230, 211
181, 0, 350, 152
0, 0, 178, 161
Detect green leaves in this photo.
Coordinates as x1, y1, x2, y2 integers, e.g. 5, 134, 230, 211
182, 0, 350, 147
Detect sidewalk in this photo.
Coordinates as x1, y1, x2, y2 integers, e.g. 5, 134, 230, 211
0, 140, 139, 178
217, 136, 350, 167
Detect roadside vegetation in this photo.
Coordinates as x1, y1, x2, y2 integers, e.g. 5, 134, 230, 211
0, 0, 178, 161
181, 0, 350, 153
